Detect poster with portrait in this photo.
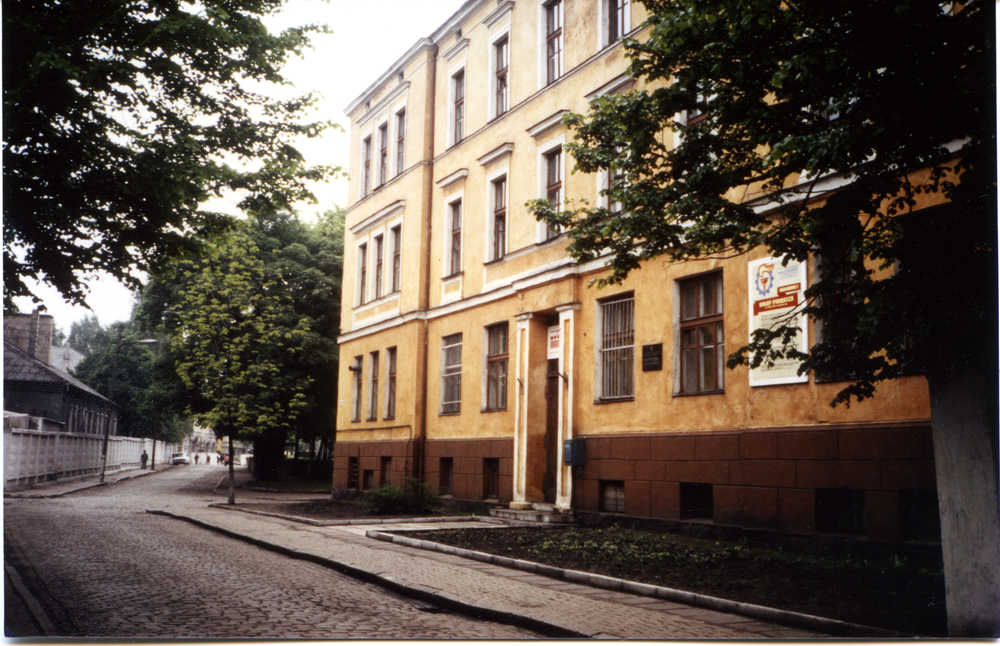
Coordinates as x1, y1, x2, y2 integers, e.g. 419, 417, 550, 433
748, 256, 809, 386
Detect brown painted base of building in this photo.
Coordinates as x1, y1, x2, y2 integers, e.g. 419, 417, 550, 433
332, 423, 938, 544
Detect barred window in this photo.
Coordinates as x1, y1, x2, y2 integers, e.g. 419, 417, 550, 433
386, 347, 397, 419
441, 333, 462, 414
598, 293, 634, 400
679, 272, 724, 393
368, 351, 379, 420
486, 323, 508, 411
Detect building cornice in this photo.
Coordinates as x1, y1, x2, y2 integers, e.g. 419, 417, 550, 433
345, 41, 431, 117
436, 168, 469, 189
477, 142, 514, 166
349, 200, 406, 236
526, 110, 570, 139
482, 0, 515, 30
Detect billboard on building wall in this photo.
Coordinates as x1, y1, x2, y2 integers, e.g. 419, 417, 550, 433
748, 256, 809, 386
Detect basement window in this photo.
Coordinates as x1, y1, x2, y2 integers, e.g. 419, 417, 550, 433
600, 480, 625, 513
816, 488, 866, 535
680, 482, 714, 520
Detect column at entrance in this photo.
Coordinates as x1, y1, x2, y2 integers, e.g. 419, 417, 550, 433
555, 303, 579, 512
510, 313, 532, 509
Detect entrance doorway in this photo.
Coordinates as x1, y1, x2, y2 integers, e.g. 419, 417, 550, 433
544, 357, 559, 503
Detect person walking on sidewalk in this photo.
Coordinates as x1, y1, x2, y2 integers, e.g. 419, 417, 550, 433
141, 451, 148, 469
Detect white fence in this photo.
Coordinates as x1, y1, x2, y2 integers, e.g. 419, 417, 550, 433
3, 428, 179, 486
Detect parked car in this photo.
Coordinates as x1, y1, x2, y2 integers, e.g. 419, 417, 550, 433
171, 452, 191, 465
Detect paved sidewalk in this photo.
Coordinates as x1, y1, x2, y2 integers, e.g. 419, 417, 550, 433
148, 502, 849, 639
4, 465, 166, 498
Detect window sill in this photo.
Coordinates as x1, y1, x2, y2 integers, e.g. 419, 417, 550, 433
481, 407, 508, 413
673, 389, 725, 397
593, 397, 634, 405
439, 411, 461, 417
443, 271, 464, 280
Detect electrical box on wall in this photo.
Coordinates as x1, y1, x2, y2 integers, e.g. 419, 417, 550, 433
563, 438, 585, 467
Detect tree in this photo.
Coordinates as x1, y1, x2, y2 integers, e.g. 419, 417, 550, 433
169, 227, 313, 502
3, 0, 338, 311
529, 0, 996, 636
71, 325, 157, 438
66, 315, 106, 355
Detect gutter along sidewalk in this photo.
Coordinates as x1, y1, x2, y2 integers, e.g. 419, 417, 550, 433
147, 503, 903, 639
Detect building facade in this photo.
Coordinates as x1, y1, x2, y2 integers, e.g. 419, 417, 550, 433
334, 0, 937, 544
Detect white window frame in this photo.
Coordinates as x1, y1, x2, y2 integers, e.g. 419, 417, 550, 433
394, 107, 407, 177
489, 27, 511, 120
444, 191, 464, 277
484, 166, 509, 261
373, 233, 385, 300
360, 133, 373, 200
482, 322, 509, 411
441, 333, 463, 415
368, 350, 379, 421
448, 66, 467, 147
536, 135, 565, 242
600, 0, 631, 49
539, 0, 564, 89
356, 241, 369, 306
377, 121, 390, 187
594, 292, 635, 402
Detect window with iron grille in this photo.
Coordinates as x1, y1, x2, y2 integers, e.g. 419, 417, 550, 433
362, 136, 372, 196
385, 347, 397, 419
441, 333, 462, 414
378, 123, 388, 186
495, 36, 509, 118
453, 70, 465, 144
486, 323, 508, 411
396, 110, 406, 176
483, 458, 500, 499
545, 149, 562, 239
358, 243, 368, 305
600, 480, 625, 512
368, 351, 379, 420
347, 457, 359, 489
449, 200, 462, 275
374, 235, 384, 299
492, 177, 506, 261
545, 0, 563, 85
391, 225, 402, 293
351, 356, 362, 422
598, 293, 634, 400
678, 272, 724, 393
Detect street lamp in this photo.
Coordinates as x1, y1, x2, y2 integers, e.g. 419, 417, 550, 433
98, 327, 158, 483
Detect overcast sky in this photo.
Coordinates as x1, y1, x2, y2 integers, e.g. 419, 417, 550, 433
13, 0, 465, 334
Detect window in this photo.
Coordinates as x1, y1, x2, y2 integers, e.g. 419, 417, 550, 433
440, 457, 454, 495
492, 177, 507, 261
816, 488, 866, 535
449, 200, 462, 275
441, 333, 462, 414
545, 149, 562, 239
601, 480, 625, 512
378, 123, 388, 186
385, 347, 397, 419
362, 136, 372, 196
368, 351, 379, 420
396, 110, 406, 176
391, 225, 402, 293
607, 0, 630, 43
374, 235, 384, 299
347, 457, 359, 489
598, 293, 634, 400
486, 323, 508, 411
680, 483, 714, 520
494, 36, 509, 117
483, 458, 500, 499
678, 273, 724, 393
358, 243, 368, 305
545, 0, 563, 85
380, 456, 391, 486
351, 356, 363, 422
453, 70, 465, 144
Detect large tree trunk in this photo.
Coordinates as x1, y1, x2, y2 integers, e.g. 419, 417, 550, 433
929, 369, 999, 637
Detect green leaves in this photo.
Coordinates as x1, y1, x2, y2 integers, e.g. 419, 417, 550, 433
528, 0, 993, 404
3, 0, 340, 309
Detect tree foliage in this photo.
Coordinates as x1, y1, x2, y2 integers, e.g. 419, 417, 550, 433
3, 0, 339, 311
530, 0, 994, 404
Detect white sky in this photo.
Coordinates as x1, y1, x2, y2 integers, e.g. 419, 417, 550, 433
12, 0, 466, 333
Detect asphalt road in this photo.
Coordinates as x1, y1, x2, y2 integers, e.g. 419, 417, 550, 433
3, 466, 541, 639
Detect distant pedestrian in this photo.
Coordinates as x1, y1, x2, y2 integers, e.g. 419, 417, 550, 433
141, 451, 148, 470
194, 453, 200, 465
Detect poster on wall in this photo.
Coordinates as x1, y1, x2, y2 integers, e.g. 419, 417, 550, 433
748, 256, 809, 386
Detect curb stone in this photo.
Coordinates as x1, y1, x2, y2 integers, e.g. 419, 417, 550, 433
367, 529, 913, 639
146, 509, 584, 639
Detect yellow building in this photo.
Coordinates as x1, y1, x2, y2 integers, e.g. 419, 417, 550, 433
335, 0, 936, 543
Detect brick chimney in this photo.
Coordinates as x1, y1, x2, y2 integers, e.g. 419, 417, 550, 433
3, 308, 53, 364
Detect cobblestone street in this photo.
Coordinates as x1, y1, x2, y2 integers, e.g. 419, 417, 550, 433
3, 467, 540, 639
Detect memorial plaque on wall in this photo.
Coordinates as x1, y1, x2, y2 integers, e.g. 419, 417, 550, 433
642, 343, 663, 371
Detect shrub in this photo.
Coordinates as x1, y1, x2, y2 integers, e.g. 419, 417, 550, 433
363, 477, 440, 515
